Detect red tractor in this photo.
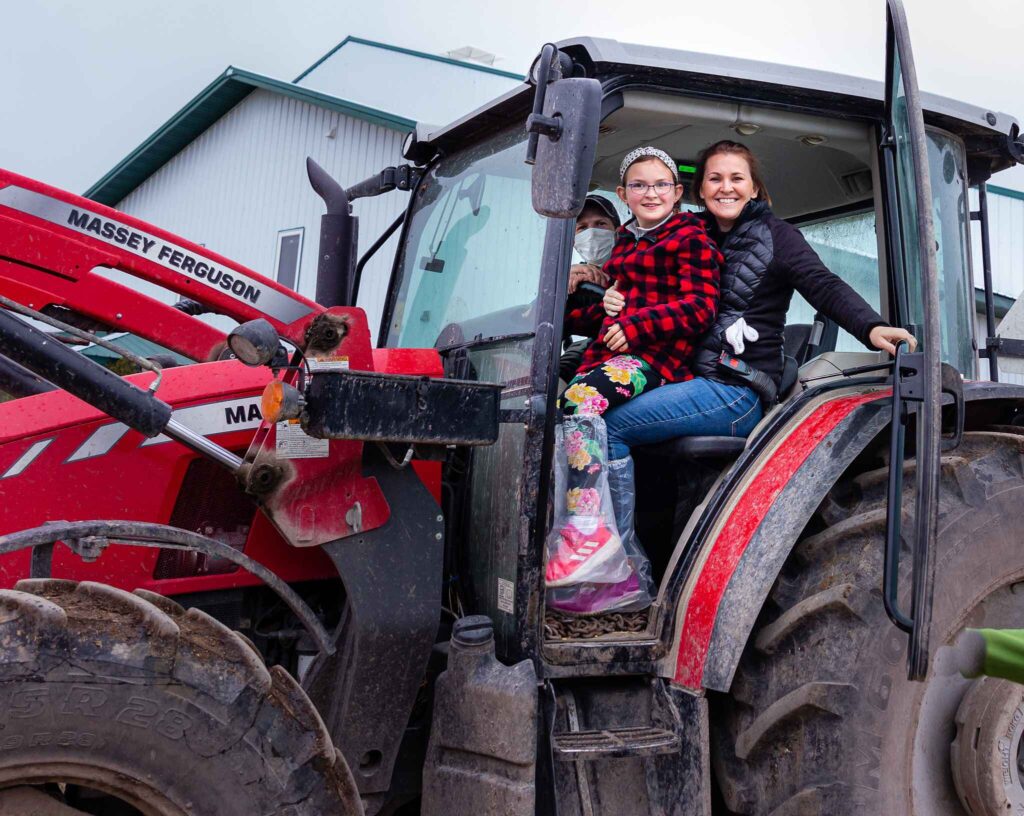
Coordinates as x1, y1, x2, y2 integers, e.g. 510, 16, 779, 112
1, 3, 1024, 814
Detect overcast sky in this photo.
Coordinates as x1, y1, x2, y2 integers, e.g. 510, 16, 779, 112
3, 0, 1022, 194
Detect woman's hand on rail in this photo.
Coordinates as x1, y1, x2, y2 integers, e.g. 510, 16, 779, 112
869, 325, 918, 356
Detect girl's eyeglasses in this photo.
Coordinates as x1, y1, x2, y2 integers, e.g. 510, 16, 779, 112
625, 181, 678, 196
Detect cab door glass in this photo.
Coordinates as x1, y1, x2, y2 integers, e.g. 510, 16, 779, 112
923, 130, 976, 377
883, 0, 944, 678
890, 41, 926, 323
885, 13, 941, 364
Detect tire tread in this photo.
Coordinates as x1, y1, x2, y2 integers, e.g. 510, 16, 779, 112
0, 579, 359, 815
712, 432, 1024, 814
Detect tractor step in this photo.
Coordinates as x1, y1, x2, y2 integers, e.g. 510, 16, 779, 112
552, 726, 680, 760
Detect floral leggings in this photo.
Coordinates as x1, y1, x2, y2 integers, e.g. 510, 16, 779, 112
563, 355, 662, 416
559, 355, 663, 523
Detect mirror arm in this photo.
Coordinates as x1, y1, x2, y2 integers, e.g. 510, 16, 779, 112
987, 337, 1024, 356
347, 165, 421, 201
1007, 123, 1024, 164
526, 113, 562, 140
526, 43, 559, 165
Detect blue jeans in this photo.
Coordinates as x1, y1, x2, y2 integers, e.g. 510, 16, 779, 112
604, 378, 763, 460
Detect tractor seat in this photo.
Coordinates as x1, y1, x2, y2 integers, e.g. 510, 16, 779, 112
631, 328, 811, 545
637, 434, 747, 461
635, 353, 798, 462
634, 324, 812, 463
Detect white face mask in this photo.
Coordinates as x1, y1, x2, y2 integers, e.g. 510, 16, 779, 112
573, 228, 616, 265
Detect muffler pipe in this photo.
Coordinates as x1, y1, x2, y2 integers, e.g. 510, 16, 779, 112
307, 157, 358, 308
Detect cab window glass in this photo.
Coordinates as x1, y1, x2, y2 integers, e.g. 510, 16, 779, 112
790, 210, 882, 352
388, 127, 545, 349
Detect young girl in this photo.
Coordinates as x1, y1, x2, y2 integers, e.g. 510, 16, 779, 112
546, 146, 722, 602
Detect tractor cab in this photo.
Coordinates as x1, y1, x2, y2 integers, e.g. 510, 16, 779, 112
5, 3, 1024, 813
378, 13, 1022, 671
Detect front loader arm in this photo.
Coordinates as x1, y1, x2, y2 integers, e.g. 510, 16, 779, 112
0, 251, 227, 361
0, 168, 323, 351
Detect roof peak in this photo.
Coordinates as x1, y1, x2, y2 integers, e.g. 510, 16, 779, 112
85, 66, 413, 205
294, 35, 524, 84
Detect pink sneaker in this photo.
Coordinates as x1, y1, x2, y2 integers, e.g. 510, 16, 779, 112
547, 573, 645, 615
545, 516, 629, 587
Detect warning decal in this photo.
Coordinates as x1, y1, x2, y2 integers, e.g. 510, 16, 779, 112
497, 578, 515, 614
275, 420, 329, 459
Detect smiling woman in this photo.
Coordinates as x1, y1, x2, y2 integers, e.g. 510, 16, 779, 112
696, 144, 771, 231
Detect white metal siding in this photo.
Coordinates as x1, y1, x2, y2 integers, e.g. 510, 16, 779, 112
971, 188, 1024, 383
115, 89, 407, 338
975, 312, 1024, 384
971, 187, 1024, 299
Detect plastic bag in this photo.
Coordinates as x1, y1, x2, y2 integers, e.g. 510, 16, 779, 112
545, 417, 654, 615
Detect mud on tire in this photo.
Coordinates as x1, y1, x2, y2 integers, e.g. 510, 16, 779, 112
710, 431, 1024, 815
0, 580, 361, 815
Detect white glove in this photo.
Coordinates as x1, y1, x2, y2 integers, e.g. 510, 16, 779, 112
724, 318, 758, 355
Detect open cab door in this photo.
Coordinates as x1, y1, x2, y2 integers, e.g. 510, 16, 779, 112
881, 0, 944, 681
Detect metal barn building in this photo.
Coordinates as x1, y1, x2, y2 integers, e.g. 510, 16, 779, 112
84, 37, 523, 339
972, 185, 1024, 382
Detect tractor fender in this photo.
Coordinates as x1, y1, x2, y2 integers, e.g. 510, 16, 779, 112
665, 380, 1024, 693
665, 385, 890, 692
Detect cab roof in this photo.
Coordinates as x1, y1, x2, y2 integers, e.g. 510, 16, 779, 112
423, 36, 1020, 177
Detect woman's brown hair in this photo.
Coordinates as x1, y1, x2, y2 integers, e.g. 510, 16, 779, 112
691, 140, 772, 207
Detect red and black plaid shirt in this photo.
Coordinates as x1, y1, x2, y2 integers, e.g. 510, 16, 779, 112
565, 211, 722, 383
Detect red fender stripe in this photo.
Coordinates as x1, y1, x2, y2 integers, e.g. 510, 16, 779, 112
673, 391, 886, 688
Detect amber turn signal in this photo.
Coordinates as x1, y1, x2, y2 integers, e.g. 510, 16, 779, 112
261, 380, 304, 423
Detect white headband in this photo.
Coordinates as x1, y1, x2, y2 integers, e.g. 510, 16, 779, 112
619, 146, 679, 184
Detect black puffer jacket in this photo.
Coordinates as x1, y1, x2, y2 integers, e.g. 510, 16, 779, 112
693, 200, 886, 388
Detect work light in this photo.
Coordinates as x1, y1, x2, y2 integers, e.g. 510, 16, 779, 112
227, 319, 280, 367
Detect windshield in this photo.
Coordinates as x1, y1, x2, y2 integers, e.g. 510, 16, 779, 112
386, 126, 547, 349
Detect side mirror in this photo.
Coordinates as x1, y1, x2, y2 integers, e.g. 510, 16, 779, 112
529, 77, 602, 219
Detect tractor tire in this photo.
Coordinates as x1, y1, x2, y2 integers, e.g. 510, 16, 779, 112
0, 579, 362, 816
710, 431, 1024, 815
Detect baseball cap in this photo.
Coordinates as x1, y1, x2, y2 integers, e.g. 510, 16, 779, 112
580, 194, 622, 228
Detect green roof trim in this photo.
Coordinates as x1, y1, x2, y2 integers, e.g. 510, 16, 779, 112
84, 67, 415, 206
81, 333, 192, 365
976, 287, 1016, 319
988, 184, 1024, 203
294, 35, 525, 84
